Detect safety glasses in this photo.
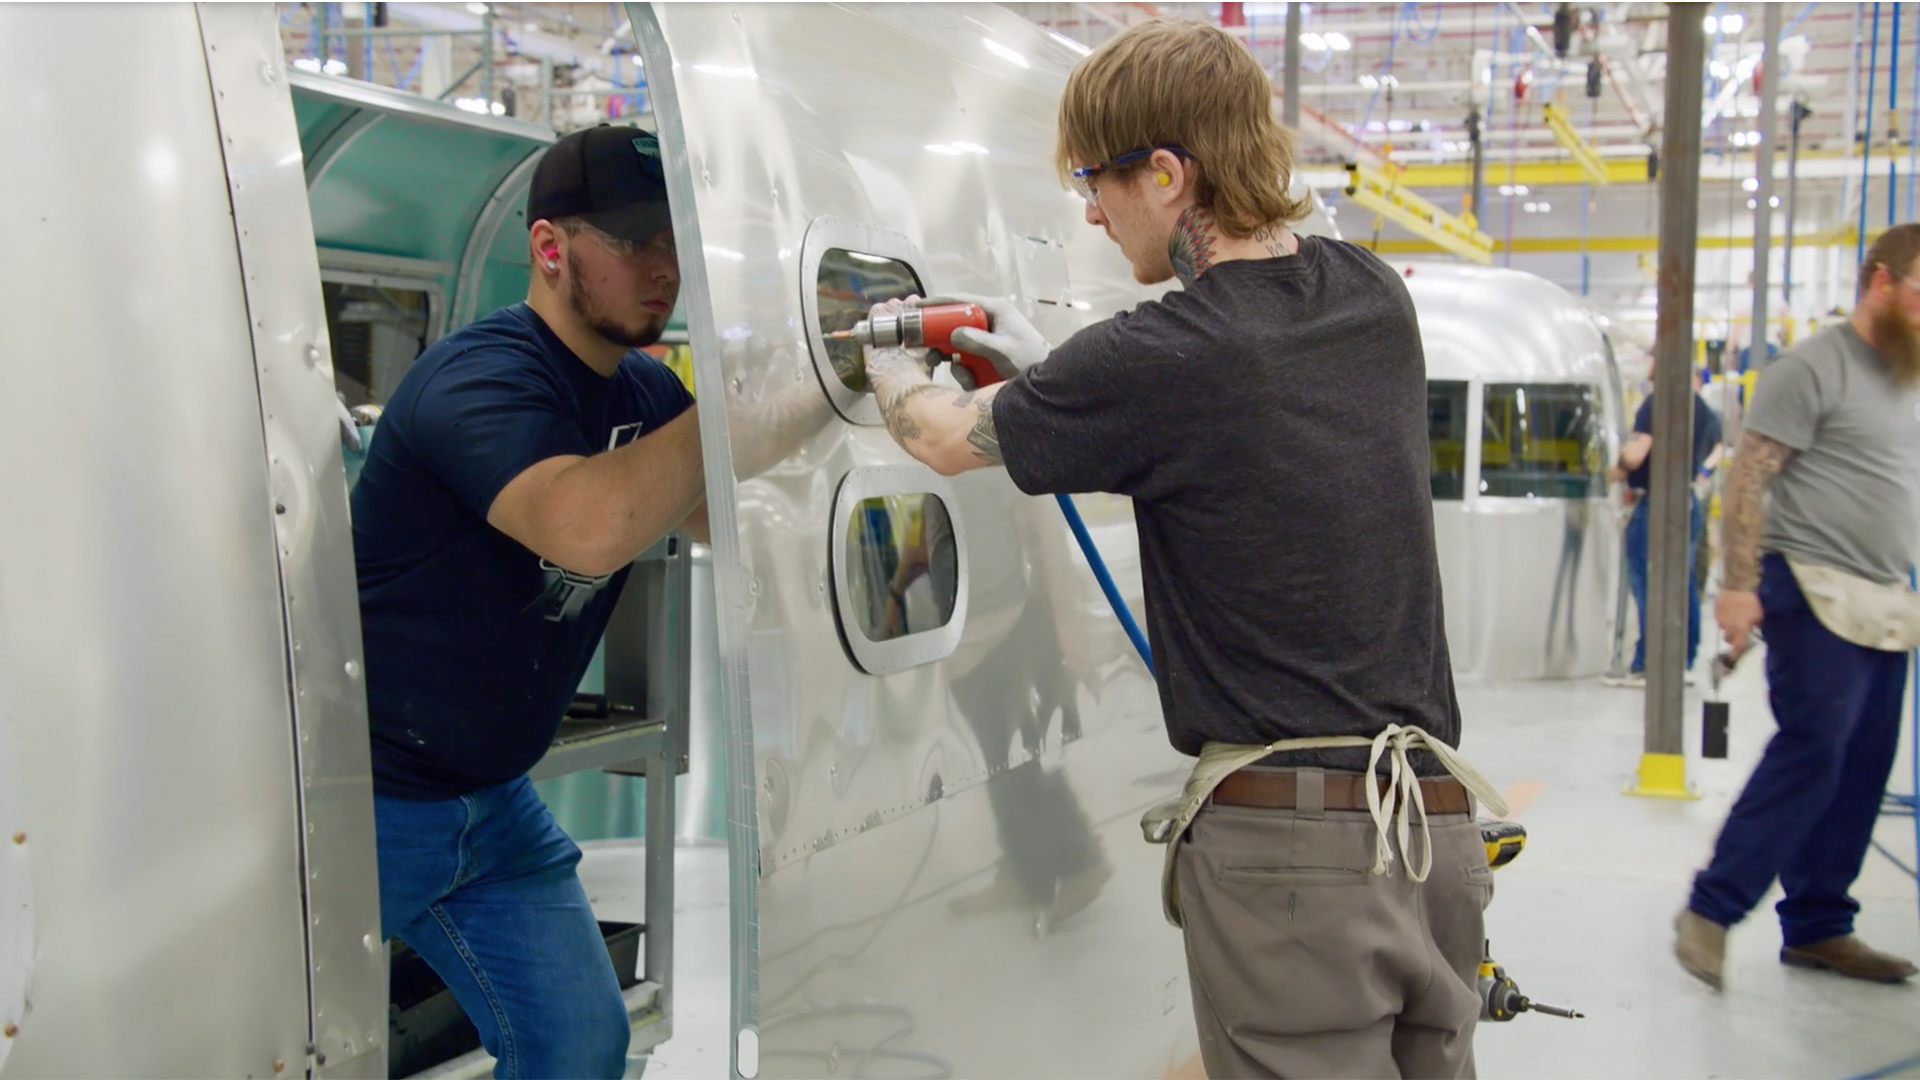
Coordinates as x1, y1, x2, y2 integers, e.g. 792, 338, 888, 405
1068, 145, 1190, 205
580, 222, 674, 262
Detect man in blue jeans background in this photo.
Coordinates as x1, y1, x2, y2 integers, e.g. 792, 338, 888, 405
351, 126, 706, 1078
1676, 226, 1920, 990
1607, 366, 1723, 687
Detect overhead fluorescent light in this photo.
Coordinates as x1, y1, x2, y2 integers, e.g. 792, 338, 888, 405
983, 38, 1030, 68
1722, 13, 1745, 33
1703, 14, 1719, 33
1742, 176, 1760, 192
1300, 32, 1326, 51
1358, 73, 1379, 89
1324, 31, 1352, 51
704, 246, 746, 262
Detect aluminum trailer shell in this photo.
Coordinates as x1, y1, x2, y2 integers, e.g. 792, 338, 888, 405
1400, 262, 1628, 681
0, 5, 383, 1076
622, 4, 1361, 1075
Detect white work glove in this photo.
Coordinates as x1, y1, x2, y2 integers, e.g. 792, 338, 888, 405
912, 293, 1051, 381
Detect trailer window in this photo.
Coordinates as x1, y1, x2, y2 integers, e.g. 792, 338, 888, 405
815, 249, 924, 394
1479, 383, 1602, 498
1428, 380, 1469, 500
843, 493, 958, 642
829, 465, 969, 675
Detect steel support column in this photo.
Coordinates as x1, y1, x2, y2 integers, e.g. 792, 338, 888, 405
1632, 2, 1706, 800
1785, 99, 1810, 307
1283, 2, 1301, 130
1749, 1, 1784, 371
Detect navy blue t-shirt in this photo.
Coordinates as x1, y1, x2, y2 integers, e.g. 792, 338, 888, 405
352, 303, 694, 801
1627, 393, 1723, 491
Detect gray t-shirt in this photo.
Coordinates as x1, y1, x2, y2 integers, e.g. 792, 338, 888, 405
1747, 323, 1920, 584
992, 237, 1459, 775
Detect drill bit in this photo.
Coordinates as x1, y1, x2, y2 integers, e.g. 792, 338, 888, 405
1524, 1001, 1584, 1019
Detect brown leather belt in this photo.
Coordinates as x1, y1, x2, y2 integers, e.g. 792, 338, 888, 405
1211, 770, 1473, 815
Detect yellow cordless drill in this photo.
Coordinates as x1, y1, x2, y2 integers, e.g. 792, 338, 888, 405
1476, 820, 1584, 1022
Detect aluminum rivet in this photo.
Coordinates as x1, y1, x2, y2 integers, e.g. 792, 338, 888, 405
3, 1023, 16, 1039
273, 1060, 285, 1073
9, 832, 22, 845
275, 503, 286, 515
345, 660, 360, 678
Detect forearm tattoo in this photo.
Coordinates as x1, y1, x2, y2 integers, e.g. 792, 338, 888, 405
958, 390, 1002, 465
1168, 206, 1218, 287
1720, 431, 1793, 592
868, 349, 1003, 465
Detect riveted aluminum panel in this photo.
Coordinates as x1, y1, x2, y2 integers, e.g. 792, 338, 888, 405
0, 5, 313, 1074
0, 579, 28, 1074
197, 6, 388, 1075
636, 5, 1196, 1076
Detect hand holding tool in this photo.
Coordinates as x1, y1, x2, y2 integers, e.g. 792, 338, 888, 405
828, 302, 1002, 388
915, 293, 1052, 378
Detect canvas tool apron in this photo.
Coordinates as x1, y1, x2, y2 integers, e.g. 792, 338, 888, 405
1140, 724, 1508, 928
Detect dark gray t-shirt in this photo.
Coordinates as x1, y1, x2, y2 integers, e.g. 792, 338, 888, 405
1748, 323, 1920, 584
992, 236, 1460, 773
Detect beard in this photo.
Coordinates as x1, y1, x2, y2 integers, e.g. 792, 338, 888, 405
1870, 300, 1920, 386
568, 248, 667, 349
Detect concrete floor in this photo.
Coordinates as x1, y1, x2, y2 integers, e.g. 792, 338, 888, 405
589, 645, 1920, 1079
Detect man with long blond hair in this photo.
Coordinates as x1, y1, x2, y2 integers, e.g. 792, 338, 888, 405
859, 18, 1497, 1078
1677, 225, 1920, 991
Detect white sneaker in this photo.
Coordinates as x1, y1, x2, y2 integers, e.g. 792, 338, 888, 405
1601, 672, 1646, 688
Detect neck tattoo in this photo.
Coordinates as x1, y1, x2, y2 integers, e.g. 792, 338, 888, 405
1168, 206, 1218, 287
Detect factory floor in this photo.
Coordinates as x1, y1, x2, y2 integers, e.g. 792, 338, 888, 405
583, 647, 1920, 1080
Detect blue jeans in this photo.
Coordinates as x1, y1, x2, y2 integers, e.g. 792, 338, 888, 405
1625, 494, 1704, 673
376, 776, 629, 1079
1689, 554, 1910, 944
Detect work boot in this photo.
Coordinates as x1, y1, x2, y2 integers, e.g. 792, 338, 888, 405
1781, 936, 1919, 983
1674, 908, 1726, 990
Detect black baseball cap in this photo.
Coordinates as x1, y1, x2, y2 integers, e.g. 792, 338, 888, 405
526, 125, 673, 244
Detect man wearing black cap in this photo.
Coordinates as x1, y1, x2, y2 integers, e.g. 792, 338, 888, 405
349, 125, 701, 1078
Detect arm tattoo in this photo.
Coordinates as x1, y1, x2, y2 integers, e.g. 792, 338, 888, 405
1168, 206, 1218, 287
963, 393, 1002, 465
867, 347, 940, 443
1720, 431, 1794, 592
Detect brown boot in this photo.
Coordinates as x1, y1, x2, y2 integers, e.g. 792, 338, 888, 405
1781, 936, 1919, 983
1674, 909, 1727, 990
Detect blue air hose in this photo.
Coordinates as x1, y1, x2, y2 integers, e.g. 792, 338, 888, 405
1055, 493, 1155, 678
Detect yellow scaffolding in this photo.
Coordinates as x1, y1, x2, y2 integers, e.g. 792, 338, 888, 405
1541, 101, 1611, 187
1343, 162, 1496, 265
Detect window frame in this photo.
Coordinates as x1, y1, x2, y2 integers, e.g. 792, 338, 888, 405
1476, 380, 1605, 500
828, 464, 970, 675
800, 216, 931, 427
